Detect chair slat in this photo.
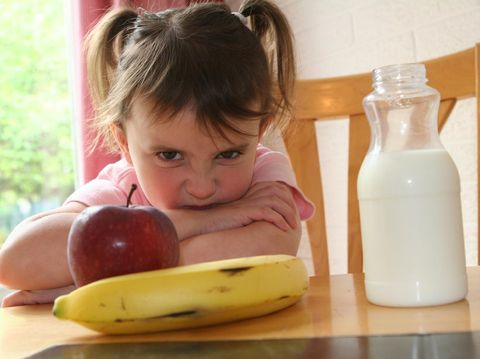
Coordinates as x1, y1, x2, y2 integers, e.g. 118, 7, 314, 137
475, 44, 480, 265
347, 114, 370, 273
438, 99, 457, 132
284, 119, 329, 275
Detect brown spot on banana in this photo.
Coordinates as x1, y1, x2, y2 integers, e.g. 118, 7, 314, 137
112, 310, 199, 323
208, 286, 232, 293
219, 266, 252, 276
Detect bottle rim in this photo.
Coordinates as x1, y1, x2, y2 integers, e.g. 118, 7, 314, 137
372, 63, 427, 87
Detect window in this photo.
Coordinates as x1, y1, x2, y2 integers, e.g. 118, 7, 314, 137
0, 1, 74, 246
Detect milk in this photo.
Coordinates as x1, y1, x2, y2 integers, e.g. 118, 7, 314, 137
357, 149, 467, 306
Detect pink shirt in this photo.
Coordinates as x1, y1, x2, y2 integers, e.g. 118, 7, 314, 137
65, 145, 315, 220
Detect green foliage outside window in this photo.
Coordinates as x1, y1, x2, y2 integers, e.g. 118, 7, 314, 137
0, 1, 74, 245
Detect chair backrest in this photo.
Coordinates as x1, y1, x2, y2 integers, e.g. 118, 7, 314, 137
283, 45, 480, 276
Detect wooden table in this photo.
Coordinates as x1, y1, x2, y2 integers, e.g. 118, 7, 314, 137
2, 267, 480, 358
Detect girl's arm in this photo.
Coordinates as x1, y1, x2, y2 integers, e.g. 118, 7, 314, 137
0, 182, 300, 306
178, 213, 301, 265
2, 215, 301, 308
172, 181, 302, 265
0, 181, 297, 290
0, 202, 86, 290
165, 181, 298, 240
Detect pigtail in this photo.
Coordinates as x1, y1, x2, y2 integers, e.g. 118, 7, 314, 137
85, 8, 138, 112
240, 0, 296, 130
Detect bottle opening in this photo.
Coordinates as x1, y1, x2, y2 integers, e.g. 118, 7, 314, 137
372, 63, 427, 88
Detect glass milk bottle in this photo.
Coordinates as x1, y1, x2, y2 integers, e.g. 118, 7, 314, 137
357, 63, 467, 307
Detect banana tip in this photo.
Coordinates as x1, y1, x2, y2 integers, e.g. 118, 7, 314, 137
52, 296, 66, 318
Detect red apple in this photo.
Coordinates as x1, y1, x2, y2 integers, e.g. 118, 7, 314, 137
67, 185, 179, 287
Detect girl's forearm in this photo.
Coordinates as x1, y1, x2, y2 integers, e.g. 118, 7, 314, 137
178, 219, 301, 266
0, 195, 299, 290
164, 207, 249, 240
162, 209, 209, 240
0, 212, 79, 290
164, 182, 300, 240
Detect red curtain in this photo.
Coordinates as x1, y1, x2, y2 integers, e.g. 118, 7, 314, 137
71, 0, 188, 185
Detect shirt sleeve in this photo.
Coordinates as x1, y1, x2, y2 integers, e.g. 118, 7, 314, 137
252, 146, 315, 221
64, 179, 128, 206
63, 159, 149, 207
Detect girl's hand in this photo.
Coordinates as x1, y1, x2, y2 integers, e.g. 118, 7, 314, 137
207, 181, 298, 233
1, 285, 75, 307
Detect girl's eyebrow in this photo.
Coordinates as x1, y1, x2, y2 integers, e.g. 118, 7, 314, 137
147, 143, 180, 152
147, 142, 252, 153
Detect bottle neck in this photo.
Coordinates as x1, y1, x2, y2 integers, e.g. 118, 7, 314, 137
372, 63, 427, 91
364, 63, 443, 153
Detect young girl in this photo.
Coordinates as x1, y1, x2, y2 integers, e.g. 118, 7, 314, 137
0, 0, 314, 307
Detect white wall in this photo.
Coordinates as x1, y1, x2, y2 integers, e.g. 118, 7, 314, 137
274, 0, 480, 274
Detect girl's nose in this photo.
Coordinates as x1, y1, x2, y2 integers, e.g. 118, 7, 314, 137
185, 174, 216, 200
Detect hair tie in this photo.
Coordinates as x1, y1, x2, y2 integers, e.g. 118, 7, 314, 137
232, 12, 248, 26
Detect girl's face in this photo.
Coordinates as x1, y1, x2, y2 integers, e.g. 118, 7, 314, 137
116, 98, 261, 209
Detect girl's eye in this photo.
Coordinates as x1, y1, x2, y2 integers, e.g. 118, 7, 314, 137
217, 150, 240, 160
157, 151, 182, 161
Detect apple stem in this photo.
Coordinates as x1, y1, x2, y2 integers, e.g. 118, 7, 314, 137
127, 184, 137, 208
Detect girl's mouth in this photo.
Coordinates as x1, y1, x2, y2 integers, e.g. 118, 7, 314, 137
184, 204, 217, 210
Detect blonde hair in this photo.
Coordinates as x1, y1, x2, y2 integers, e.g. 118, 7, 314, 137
85, 0, 295, 153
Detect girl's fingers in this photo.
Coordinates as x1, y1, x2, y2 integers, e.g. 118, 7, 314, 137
207, 182, 298, 232
246, 181, 295, 205
245, 183, 298, 229
276, 202, 298, 229
249, 208, 291, 232
1, 285, 75, 307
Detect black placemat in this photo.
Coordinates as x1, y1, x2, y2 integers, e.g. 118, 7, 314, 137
27, 331, 480, 359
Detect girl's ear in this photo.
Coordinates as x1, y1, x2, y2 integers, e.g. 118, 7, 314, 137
111, 123, 133, 164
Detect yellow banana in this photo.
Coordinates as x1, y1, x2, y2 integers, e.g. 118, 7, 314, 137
53, 255, 309, 335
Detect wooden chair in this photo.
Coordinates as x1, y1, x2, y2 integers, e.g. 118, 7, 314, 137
283, 45, 480, 276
